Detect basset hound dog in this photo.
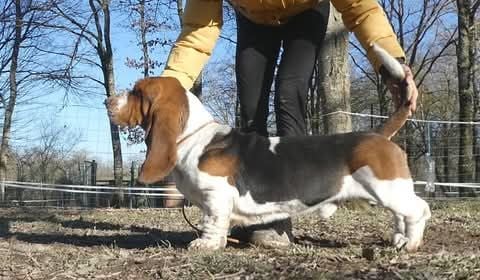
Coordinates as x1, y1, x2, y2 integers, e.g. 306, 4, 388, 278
107, 45, 430, 252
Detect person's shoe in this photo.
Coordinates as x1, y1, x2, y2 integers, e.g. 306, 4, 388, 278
230, 218, 293, 248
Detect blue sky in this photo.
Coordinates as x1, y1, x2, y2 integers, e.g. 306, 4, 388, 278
13, 25, 149, 164
9, 0, 457, 166
11, 7, 236, 165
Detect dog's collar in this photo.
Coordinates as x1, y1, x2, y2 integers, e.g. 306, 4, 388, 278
177, 121, 216, 146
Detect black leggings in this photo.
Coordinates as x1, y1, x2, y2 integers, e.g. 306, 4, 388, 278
235, 7, 327, 137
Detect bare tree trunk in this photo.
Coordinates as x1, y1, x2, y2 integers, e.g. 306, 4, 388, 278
105, 58, 123, 206
350, 0, 456, 180
475, 52, 480, 182
103, 38, 123, 204
89, 0, 124, 205
456, 0, 476, 196
139, 0, 149, 78
475, 120, 480, 182
105, 12, 124, 206
473, 7, 479, 183
0, 0, 22, 201
318, 3, 351, 135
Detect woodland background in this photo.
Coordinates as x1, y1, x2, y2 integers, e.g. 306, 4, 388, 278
0, 0, 479, 206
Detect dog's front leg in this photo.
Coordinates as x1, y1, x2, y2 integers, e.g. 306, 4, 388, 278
188, 188, 233, 251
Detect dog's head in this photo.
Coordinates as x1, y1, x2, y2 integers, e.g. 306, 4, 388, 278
107, 77, 189, 184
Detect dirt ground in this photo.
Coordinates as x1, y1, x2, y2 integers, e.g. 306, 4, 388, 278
0, 200, 479, 280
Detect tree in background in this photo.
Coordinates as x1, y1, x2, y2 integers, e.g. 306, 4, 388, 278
0, 0, 63, 199
15, 121, 81, 184
122, 0, 172, 77
351, 0, 456, 116
50, 0, 125, 205
120, 0, 178, 146
310, 2, 352, 135
349, 0, 457, 182
0, 0, 478, 203
0, 1, 21, 197
421, 57, 459, 185
475, 19, 480, 184
11, 123, 83, 206
202, 62, 237, 126
196, 4, 237, 126
456, 0, 478, 195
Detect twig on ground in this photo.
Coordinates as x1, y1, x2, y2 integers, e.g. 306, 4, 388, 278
27, 251, 41, 268
94, 271, 122, 279
215, 269, 246, 279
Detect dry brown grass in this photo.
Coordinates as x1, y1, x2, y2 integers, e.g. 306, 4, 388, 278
0, 200, 479, 279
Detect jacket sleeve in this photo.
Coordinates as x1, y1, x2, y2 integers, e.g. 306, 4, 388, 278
161, 0, 223, 90
331, 0, 405, 72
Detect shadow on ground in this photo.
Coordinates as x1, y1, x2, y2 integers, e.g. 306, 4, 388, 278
0, 207, 196, 249
0, 207, 373, 251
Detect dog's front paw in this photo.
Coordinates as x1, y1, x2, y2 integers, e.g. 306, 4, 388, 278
405, 239, 423, 253
188, 237, 227, 251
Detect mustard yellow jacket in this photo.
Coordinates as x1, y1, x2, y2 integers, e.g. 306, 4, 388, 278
161, 0, 405, 90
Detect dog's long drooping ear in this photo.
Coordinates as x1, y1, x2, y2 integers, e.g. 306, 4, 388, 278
134, 77, 189, 184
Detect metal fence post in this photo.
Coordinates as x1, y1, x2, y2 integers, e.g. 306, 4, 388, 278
129, 161, 135, 209
91, 160, 98, 207
1, 178, 5, 202
90, 160, 97, 186
425, 122, 436, 195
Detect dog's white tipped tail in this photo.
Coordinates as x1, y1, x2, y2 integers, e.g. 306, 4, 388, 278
372, 44, 405, 81
371, 44, 410, 140
379, 106, 410, 140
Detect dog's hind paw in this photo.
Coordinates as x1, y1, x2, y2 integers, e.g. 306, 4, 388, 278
392, 234, 409, 250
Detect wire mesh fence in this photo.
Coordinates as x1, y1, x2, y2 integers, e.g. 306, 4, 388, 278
0, 180, 184, 209
2, 110, 479, 208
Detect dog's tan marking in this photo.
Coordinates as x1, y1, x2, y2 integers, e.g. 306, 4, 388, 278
348, 136, 410, 180
198, 151, 239, 185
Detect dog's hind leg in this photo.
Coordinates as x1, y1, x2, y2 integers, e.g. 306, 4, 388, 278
402, 195, 431, 252
392, 213, 408, 249
377, 180, 431, 252
351, 170, 430, 252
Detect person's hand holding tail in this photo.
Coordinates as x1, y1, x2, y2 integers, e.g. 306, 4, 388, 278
385, 64, 418, 115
